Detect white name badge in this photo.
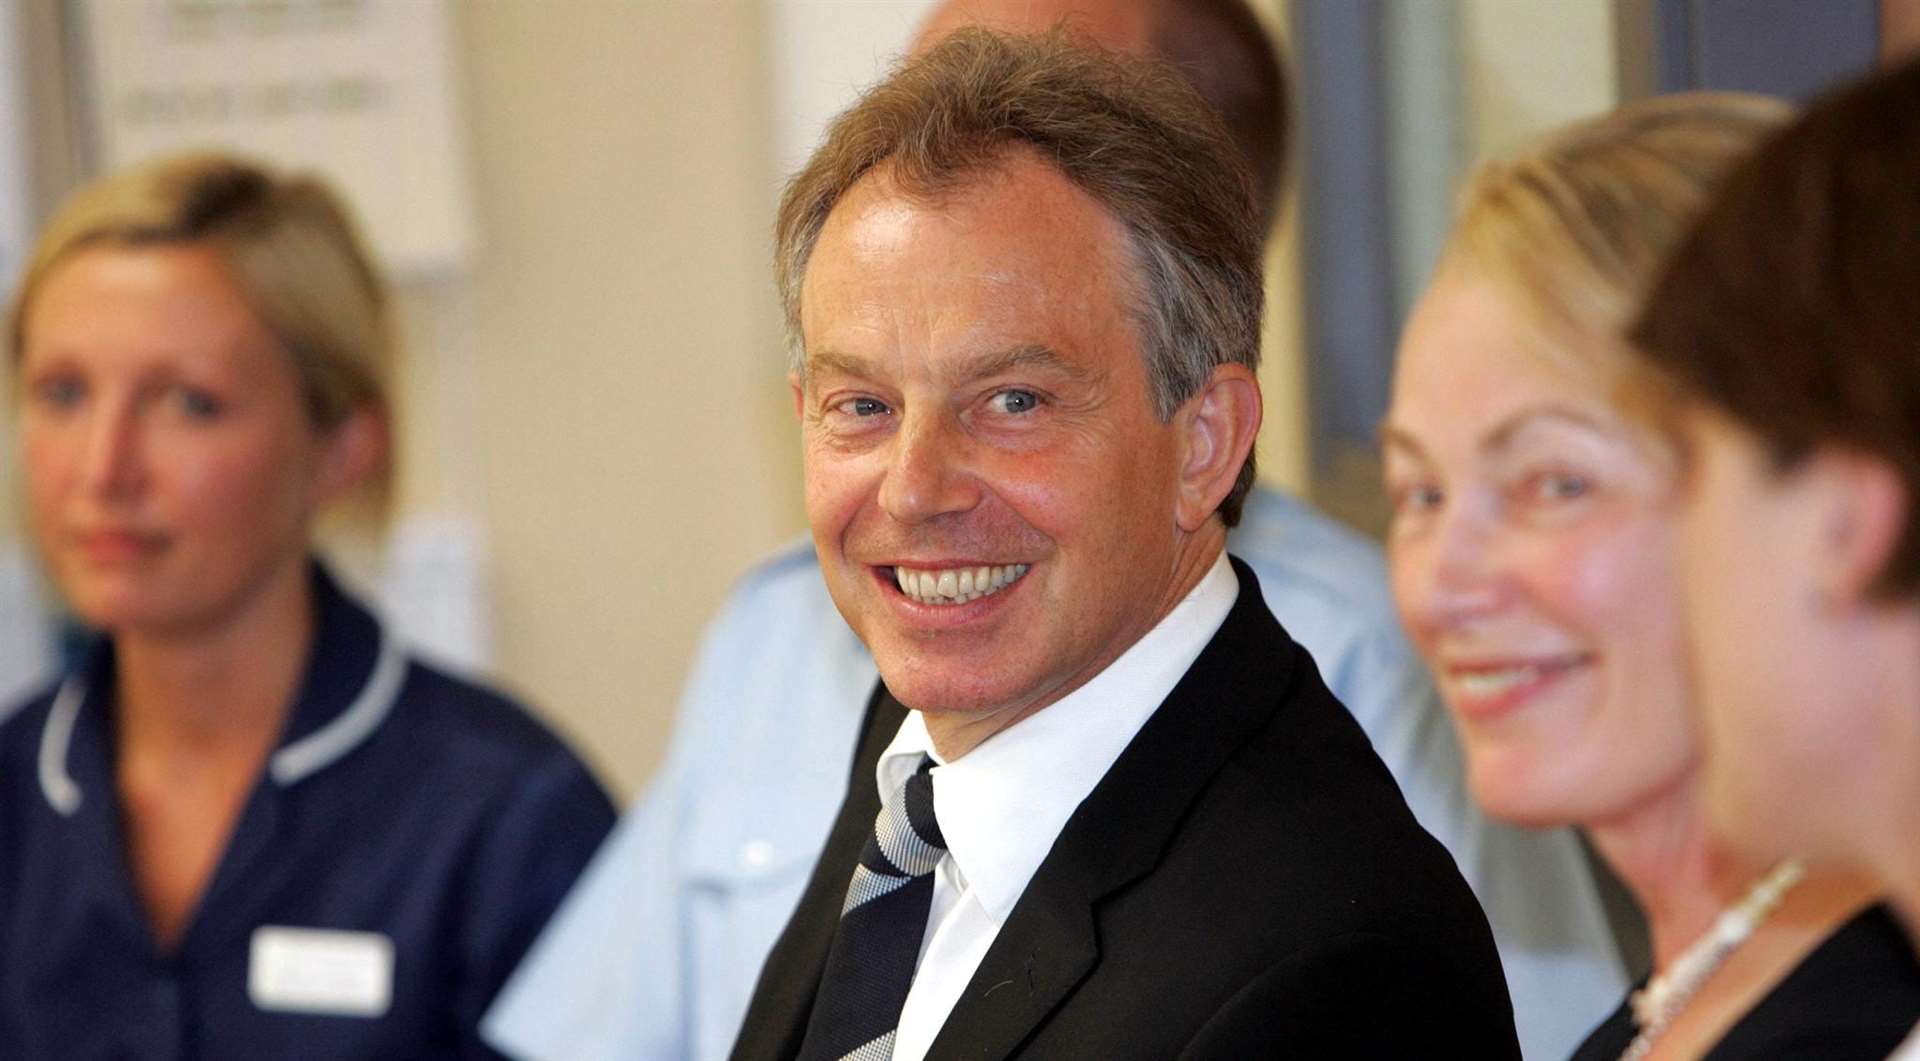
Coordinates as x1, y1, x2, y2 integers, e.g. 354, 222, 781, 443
248, 926, 394, 1018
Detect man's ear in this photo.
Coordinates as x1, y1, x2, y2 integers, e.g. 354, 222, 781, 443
1173, 363, 1262, 533
312, 405, 388, 510
1807, 448, 1910, 606
790, 370, 805, 420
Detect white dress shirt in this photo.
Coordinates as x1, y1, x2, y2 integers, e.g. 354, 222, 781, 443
1892, 1020, 1920, 1060
874, 551, 1237, 1061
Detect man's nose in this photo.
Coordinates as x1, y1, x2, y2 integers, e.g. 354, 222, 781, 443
877, 412, 980, 524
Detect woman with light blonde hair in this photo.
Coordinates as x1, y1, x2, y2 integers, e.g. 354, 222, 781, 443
0, 153, 613, 1058
1384, 93, 1920, 1058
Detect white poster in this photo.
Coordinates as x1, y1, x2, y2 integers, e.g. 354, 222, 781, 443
74, 0, 476, 280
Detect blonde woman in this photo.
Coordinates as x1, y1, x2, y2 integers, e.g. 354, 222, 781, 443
1383, 95, 1920, 1058
0, 154, 614, 1058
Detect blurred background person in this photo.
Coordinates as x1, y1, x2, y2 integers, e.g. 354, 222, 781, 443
483, 3, 1624, 1060
1385, 93, 1920, 1058
1628, 55, 1920, 1058
0, 153, 614, 1059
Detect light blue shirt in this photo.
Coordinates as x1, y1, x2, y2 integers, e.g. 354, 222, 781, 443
482, 486, 1627, 1060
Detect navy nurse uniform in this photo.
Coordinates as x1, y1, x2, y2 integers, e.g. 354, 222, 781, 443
0, 564, 617, 1059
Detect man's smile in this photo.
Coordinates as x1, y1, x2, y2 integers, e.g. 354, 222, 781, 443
885, 563, 1031, 605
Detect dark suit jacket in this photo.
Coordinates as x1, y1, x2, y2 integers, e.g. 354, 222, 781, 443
732, 557, 1519, 1059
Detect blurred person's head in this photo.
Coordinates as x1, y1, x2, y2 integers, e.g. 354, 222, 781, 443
781, 30, 1262, 748
912, 0, 1287, 231
8, 153, 389, 637
1630, 58, 1920, 898
1382, 93, 1789, 827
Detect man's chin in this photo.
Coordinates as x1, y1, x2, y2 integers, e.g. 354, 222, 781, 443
878, 678, 1006, 717
874, 658, 1028, 718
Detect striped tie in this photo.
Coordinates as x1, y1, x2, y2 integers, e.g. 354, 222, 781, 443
796, 755, 946, 1061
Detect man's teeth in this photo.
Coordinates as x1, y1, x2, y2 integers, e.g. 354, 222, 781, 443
1452, 665, 1555, 698
895, 563, 1030, 605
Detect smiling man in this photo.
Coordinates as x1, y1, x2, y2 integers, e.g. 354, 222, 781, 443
729, 31, 1518, 1061
796, 157, 1230, 760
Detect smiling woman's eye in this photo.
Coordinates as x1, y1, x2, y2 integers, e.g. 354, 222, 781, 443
1392, 481, 1445, 514
1386, 480, 1447, 537
988, 389, 1040, 414
1521, 471, 1592, 504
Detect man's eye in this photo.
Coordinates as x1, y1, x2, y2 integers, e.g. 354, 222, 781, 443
835, 396, 891, 418
988, 389, 1040, 414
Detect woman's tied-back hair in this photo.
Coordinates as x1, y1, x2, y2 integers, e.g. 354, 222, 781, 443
1440, 91, 1790, 385
8, 152, 393, 488
775, 28, 1266, 526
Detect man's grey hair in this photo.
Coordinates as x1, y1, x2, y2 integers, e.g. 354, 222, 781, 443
774, 28, 1266, 526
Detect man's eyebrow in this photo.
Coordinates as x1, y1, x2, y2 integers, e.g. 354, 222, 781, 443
803, 349, 872, 380
950, 343, 1098, 384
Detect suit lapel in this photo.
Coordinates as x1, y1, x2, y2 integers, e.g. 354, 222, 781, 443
927, 558, 1295, 1060
730, 683, 908, 1061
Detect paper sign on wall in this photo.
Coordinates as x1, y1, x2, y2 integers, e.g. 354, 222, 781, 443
73, 0, 476, 280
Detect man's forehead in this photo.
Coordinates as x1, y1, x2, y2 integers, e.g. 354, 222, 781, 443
813, 149, 1132, 271
796, 151, 1148, 383
804, 342, 1103, 384
832, 147, 1059, 219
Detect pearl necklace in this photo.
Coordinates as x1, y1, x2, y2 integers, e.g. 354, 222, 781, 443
1620, 859, 1805, 1060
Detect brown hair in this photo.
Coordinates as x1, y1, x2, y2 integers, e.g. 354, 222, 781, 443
776, 28, 1265, 525
1440, 92, 1790, 384
1631, 57, 1920, 598
9, 153, 392, 467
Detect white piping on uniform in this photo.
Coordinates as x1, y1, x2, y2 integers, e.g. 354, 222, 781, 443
35, 617, 408, 809
37, 676, 86, 816
270, 624, 408, 786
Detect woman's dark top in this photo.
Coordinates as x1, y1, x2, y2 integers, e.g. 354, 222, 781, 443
1571, 903, 1920, 1059
0, 563, 617, 1060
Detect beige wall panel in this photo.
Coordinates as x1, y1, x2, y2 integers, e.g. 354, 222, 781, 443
1253, 5, 1309, 498
1458, 0, 1617, 160
1255, 198, 1310, 496
454, 2, 793, 799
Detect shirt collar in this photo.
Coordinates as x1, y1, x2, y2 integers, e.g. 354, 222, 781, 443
876, 550, 1238, 920
37, 561, 409, 815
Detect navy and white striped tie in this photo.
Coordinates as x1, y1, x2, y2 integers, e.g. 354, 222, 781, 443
796, 754, 946, 1061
